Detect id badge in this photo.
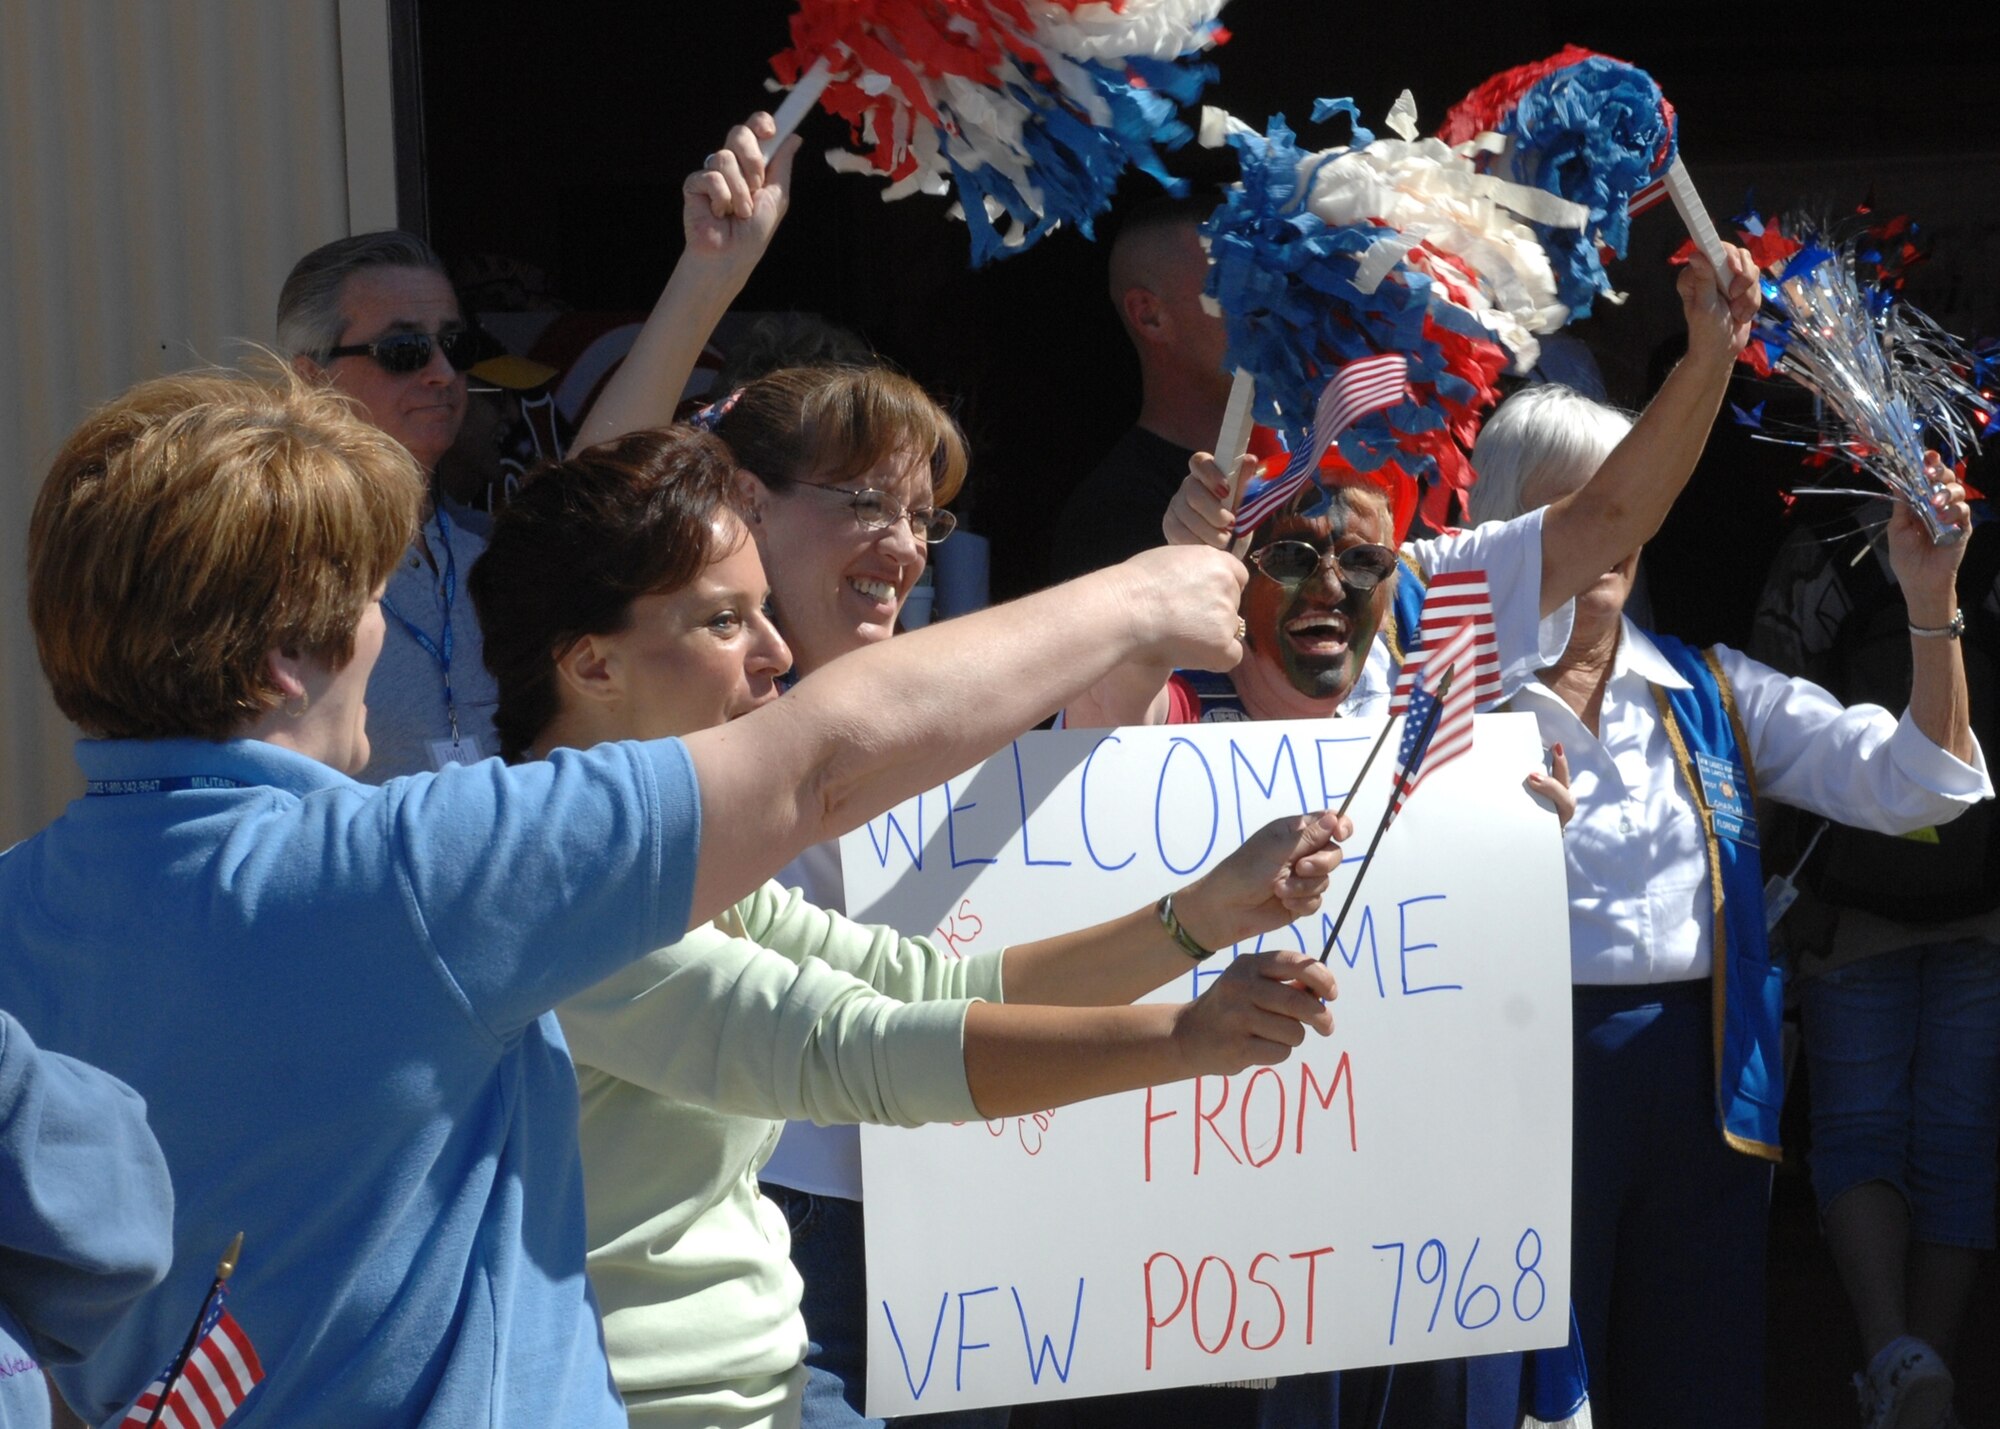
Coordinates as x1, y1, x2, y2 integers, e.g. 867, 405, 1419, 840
1694, 750, 1758, 848
429, 737, 481, 771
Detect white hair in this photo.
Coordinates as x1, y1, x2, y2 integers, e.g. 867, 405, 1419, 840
1468, 384, 1635, 525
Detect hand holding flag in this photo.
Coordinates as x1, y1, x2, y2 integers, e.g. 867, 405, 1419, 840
1319, 619, 1478, 963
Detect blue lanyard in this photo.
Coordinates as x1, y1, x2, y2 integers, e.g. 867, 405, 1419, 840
87, 776, 248, 796
381, 500, 462, 750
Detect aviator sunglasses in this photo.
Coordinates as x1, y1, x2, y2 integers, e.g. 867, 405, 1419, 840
1248, 540, 1398, 590
788, 481, 957, 545
324, 328, 483, 376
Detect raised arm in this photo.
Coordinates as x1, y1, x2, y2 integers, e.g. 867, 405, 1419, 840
1890, 467, 1976, 762
1536, 245, 1761, 616
569, 114, 797, 454
681, 544, 1248, 923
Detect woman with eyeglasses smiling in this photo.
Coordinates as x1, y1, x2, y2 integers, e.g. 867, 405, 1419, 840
713, 364, 961, 669
705, 362, 1025, 1429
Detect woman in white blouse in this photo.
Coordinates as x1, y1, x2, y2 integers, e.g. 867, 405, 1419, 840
1465, 384, 1988, 1429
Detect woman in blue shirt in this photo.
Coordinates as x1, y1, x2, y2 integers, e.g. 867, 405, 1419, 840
3, 367, 1253, 1427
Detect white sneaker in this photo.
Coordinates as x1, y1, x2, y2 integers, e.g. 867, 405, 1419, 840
1853, 1336, 1954, 1429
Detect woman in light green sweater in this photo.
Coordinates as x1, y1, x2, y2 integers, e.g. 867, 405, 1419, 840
469, 426, 1351, 1428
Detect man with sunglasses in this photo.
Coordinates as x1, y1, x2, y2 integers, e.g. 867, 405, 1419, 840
1063, 453, 1563, 732
279, 229, 500, 780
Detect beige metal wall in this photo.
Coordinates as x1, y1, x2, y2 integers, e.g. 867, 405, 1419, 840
0, 0, 396, 847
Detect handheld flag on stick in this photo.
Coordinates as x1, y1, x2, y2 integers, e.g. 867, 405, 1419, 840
1232, 353, 1411, 538
1382, 618, 1479, 819
126, 1233, 262, 1429
1390, 568, 1501, 711
1319, 620, 1477, 963
1314, 566, 1494, 824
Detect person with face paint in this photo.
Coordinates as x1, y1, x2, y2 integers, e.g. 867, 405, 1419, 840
1063, 247, 1765, 1429
1066, 246, 1763, 748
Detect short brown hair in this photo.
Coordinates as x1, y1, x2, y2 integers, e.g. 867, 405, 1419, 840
29, 368, 422, 739
714, 364, 968, 506
470, 426, 746, 762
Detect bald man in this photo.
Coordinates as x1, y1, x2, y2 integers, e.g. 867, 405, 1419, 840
1048, 196, 1233, 583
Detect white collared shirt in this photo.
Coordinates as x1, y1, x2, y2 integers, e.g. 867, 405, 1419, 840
1506, 617, 1994, 985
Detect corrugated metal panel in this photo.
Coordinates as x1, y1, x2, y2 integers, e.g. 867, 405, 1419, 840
0, 0, 374, 846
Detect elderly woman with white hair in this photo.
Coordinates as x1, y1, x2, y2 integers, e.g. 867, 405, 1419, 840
1468, 383, 1990, 1429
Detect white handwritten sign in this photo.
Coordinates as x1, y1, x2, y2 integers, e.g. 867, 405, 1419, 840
839, 714, 1573, 1414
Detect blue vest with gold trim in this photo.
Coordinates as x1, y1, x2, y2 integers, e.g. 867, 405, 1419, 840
1648, 633, 1784, 1162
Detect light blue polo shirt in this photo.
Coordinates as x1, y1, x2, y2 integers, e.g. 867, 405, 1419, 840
0, 1008, 173, 1429
0, 736, 701, 1427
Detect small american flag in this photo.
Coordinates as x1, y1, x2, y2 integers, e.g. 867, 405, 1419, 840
1628, 173, 1669, 217
1234, 354, 1410, 535
1385, 619, 1478, 823
118, 1283, 263, 1429
1391, 568, 1501, 712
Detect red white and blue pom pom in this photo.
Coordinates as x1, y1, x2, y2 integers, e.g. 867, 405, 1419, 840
772, 0, 1227, 266
1201, 94, 1587, 529
1729, 209, 1990, 541
1438, 46, 1677, 319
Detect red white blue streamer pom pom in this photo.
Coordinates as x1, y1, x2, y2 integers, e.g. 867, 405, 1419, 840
1439, 47, 1677, 320
772, 0, 1227, 266
1732, 211, 1991, 543
1200, 94, 1587, 527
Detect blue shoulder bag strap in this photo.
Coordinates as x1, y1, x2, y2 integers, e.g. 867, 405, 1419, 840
1647, 633, 1784, 1161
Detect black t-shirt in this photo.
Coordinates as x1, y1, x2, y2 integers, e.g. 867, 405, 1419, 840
1045, 426, 1195, 585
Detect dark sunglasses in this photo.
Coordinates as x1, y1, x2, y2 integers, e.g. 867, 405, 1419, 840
1248, 539, 1398, 590
788, 482, 957, 545
324, 329, 482, 376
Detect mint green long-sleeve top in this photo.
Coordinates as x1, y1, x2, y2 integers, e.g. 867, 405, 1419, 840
557, 879, 1005, 1428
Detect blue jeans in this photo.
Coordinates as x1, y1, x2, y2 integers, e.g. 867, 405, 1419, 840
1570, 981, 1770, 1429
765, 1184, 1012, 1429
1801, 939, 2000, 1248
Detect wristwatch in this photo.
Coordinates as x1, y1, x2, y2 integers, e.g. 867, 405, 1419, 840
1909, 608, 1966, 639
1156, 892, 1216, 961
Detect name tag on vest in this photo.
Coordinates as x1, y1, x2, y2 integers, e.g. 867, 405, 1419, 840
1694, 750, 1759, 848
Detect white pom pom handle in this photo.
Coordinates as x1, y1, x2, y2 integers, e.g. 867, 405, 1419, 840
1663, 157, 1730, 291
762, 55, 834, 161
1216, 368, 1257, 555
